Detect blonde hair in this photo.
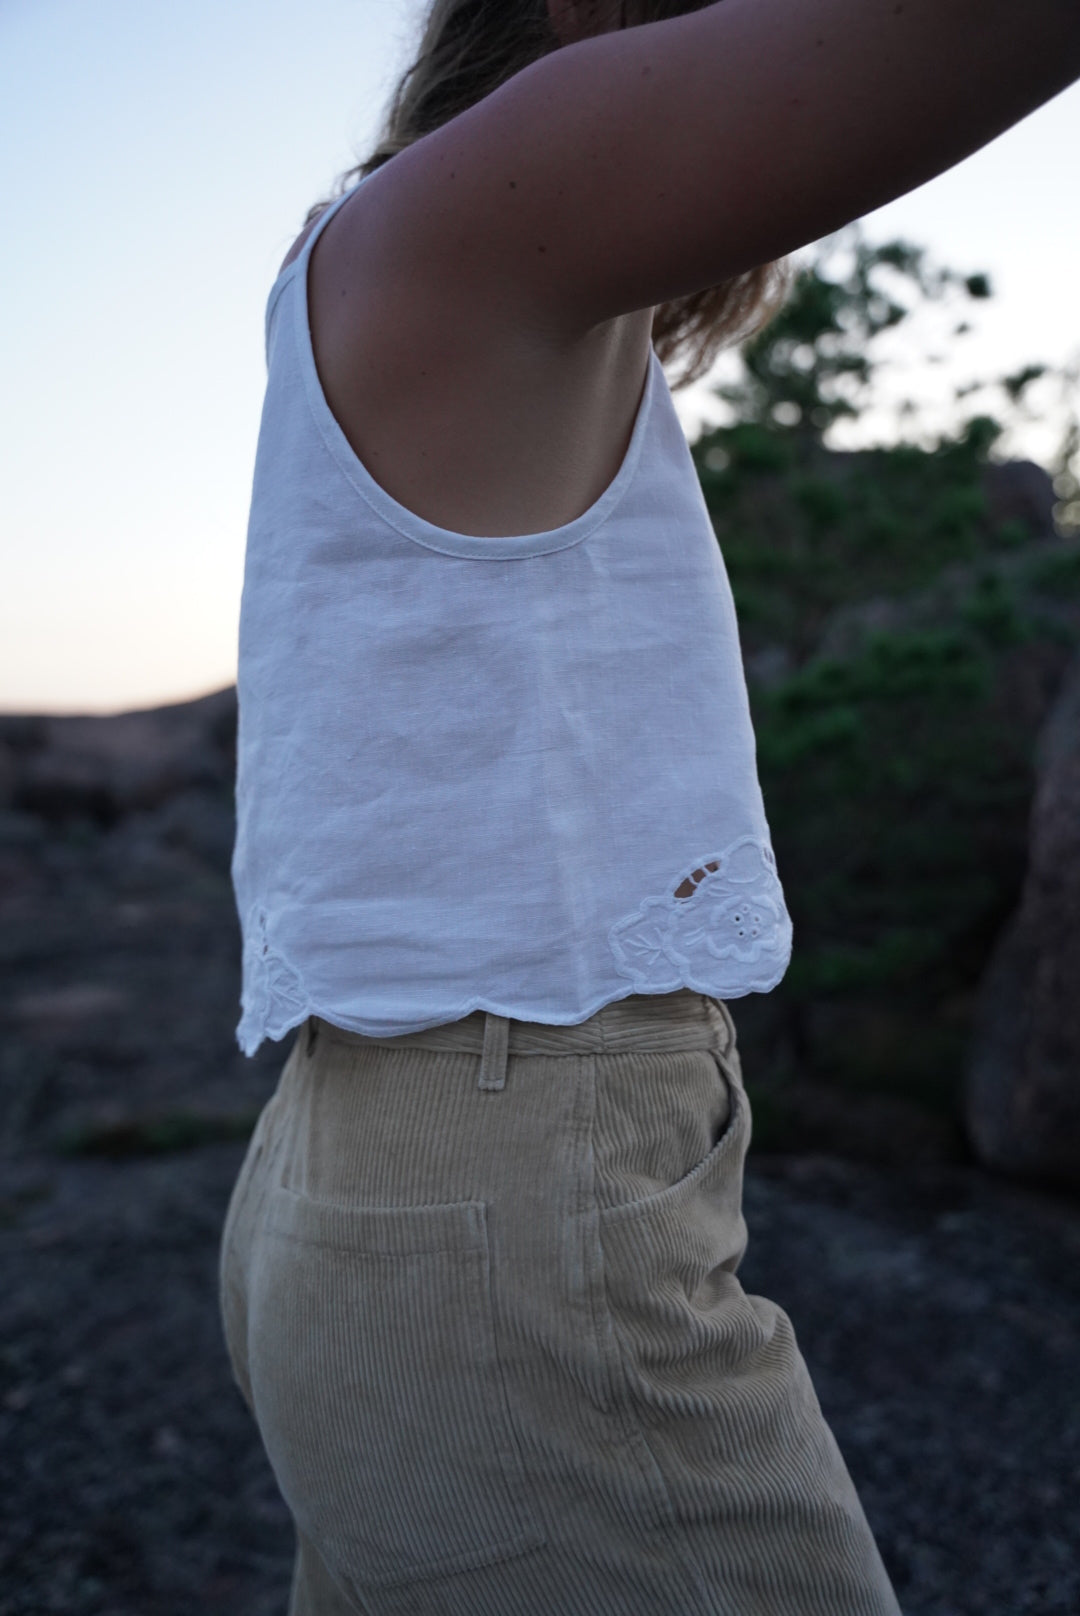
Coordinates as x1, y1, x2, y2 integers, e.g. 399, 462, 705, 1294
308, 0, 789, 389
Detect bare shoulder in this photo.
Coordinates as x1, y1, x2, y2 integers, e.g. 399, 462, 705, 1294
277, 211, 325, 278
303, 176, 654, 539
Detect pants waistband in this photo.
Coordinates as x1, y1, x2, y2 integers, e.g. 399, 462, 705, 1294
311, 991, 735, 1094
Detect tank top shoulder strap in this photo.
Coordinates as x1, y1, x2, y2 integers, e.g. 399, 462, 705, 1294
263, 177, 369, 360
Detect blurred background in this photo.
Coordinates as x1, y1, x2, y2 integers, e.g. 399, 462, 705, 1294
2, 5, 1079, 1615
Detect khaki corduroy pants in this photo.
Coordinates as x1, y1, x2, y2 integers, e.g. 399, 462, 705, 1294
218, 989, 901, 1615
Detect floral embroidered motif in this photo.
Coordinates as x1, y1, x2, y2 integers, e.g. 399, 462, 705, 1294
239, 907, 309, 1047
608, 836, 791, 994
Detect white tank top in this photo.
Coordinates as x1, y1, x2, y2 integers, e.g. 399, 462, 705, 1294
232, 181, 793, 1054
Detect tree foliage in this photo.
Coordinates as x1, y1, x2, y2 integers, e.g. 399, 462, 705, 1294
717, 230, 995, 439
690, 229, 1080, 1146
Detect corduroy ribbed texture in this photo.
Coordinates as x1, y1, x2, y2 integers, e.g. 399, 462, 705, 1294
218, 990, 901, 1616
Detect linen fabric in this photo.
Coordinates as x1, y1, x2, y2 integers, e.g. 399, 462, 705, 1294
232, 181, 793, 1055
218, 990, 901, 1615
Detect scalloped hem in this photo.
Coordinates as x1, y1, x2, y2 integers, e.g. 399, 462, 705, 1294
234, 952, 791, 1059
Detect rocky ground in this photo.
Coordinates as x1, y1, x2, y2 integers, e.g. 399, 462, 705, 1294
1, 694, 1078, 1615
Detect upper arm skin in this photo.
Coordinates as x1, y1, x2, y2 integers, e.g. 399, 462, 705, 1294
349, 0, 1080, 337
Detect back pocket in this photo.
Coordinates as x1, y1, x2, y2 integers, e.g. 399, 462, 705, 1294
248, 1187, 546, 1594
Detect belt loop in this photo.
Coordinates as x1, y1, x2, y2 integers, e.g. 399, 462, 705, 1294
478, 1012, 510, 1091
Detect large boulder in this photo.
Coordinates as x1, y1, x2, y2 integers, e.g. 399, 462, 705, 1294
981, 458, 1058, 538
1, 686, 236, 827
964, 649, 1080, 1189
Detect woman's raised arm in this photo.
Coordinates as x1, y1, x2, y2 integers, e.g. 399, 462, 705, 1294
356, 0, 1080, 335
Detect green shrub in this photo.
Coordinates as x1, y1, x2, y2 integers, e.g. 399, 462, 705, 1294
1025, 548, 1080, 595
793, 476, 849, 529
690, 229, 1076, 1127
744, 618, 1037, 1111
962, 572, 1028, 645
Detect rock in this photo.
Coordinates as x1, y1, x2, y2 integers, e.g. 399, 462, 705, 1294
5, 687, 236, 826
981, 459, 1057, 539
0, 809, 45, 849
133, 787, 236, 873
0, 738, 16, 810
964, 648, 1080, 1189
13, 984, 132, 1023
744, 645, 794, 688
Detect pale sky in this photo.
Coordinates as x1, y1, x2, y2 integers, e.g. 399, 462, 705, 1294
3, 0, 1079, 714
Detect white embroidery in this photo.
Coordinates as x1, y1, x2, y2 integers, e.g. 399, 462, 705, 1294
239, 840, 791, 1049
240, 907, 309, 1046
608, 836, 791, 994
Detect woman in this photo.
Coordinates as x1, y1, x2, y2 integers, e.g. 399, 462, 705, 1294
218, 3, 1080, 1612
